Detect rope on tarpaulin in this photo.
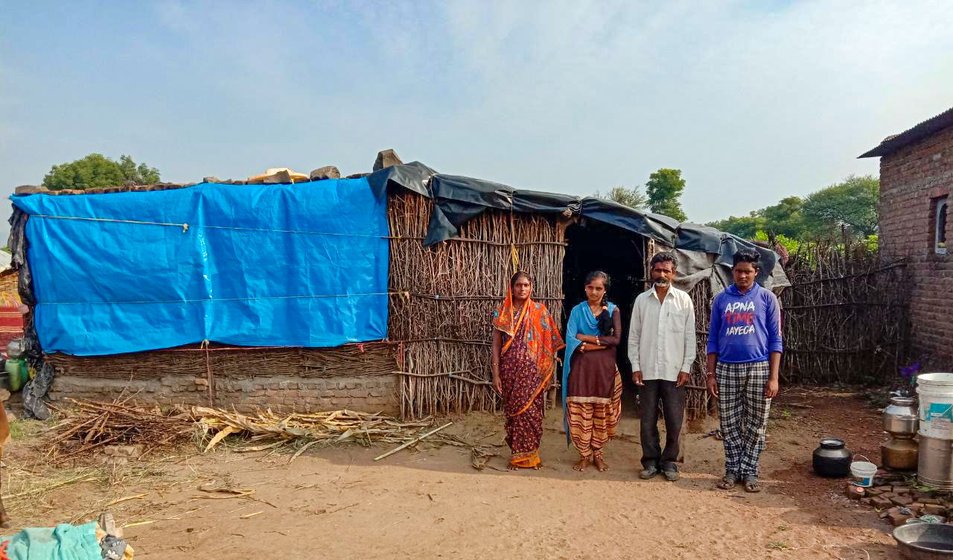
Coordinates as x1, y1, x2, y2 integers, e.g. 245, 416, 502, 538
200, 339, 215, 406
27, 213, 389, 238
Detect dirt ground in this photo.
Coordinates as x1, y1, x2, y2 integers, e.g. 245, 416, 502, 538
3, 387, 902, 559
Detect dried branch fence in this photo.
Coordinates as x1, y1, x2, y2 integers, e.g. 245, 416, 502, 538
780, 244, 909, 386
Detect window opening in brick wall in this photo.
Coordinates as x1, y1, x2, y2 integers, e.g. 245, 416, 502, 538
936, 196, 949, 255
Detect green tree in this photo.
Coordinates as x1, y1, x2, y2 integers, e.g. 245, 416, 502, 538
760, 196, 805, 240
802, 175, 879, 239
645, 168, 688, 222
708, 213, 765, 239
117, 155, 160, 185
595, 185, 647, 210
42, 153, 160, 191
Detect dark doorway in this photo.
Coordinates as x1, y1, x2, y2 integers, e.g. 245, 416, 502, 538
562, 219, 647, 409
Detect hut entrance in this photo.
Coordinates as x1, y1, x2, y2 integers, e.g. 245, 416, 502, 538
562, 220, 646, 405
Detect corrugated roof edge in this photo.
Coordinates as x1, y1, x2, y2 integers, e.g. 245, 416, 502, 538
859, 106, 953, 158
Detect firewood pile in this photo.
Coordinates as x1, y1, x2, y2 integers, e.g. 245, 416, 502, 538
48, 398, 194, 463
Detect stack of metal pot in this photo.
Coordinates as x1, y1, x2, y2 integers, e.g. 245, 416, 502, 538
882, 395, 918, 471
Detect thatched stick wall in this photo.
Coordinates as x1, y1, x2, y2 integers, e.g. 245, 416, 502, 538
387, 191, 566, 418
686, 280, 713, 419
780, 245, 909, 385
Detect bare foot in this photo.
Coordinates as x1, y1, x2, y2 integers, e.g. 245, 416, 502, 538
573, 457, 590, 472
507, 463, 519, 471
533, 462, 543, 470
594, 456, 609, 472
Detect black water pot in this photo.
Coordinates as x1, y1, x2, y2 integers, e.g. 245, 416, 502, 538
813, 438, 852, 478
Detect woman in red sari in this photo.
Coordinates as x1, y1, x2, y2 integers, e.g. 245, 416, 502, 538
491, 271, 565, 470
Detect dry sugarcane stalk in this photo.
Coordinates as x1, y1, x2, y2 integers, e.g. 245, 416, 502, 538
373, 422, 454, 461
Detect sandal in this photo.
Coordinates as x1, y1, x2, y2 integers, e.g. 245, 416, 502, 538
716, 474, 737, 490
744, 476, 762, 493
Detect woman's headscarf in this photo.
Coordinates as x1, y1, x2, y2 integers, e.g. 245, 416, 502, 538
493, 285, 565, 382
561, 300, 617, 439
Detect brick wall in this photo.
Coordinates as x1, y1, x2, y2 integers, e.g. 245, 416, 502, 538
48, 344, 400, 414
878, 124, 953, 370
50, 374, 397, 413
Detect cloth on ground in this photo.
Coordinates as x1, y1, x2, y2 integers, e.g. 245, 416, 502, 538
1, 522, 102, 560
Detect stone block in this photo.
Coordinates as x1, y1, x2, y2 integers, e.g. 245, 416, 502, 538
871, 496, 893, 509
373, 149, 403, 171
892, 495, 914, 506
309, 166, 341, 181
888, 510, 914, 526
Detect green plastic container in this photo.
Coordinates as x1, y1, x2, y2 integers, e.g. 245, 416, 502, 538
5, 358, 27, 392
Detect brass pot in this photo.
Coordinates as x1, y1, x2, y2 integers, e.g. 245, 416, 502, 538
882, 436, 919, 471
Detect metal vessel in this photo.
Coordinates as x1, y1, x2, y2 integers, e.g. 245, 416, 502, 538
883, 396, 919, 471
813, 438, 851, 477
918, 435, 953, 489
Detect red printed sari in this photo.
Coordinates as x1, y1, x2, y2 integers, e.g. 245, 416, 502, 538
493, 293, 565, 468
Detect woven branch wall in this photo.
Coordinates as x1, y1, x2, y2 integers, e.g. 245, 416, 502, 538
387, 192, 566, 418
686, 281, 713, 419
780, 246, 909, 385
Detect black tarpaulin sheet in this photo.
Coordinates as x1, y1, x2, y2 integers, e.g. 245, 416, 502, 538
367, 162, 782, 277
368, 160, 436, 199
677, 223, 778, 285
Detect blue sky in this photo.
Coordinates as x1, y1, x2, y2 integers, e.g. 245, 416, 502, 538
1, 0, 951, 234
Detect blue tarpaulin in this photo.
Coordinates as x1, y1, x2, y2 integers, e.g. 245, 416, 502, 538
11, 179, 389, 356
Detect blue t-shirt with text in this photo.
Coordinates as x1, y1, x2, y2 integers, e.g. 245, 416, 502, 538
707, 283, 783, 363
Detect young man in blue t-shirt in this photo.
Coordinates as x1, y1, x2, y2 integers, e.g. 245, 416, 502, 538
705, 249, 782, 493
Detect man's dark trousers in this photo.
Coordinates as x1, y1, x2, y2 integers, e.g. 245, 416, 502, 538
639, 380, 686, 471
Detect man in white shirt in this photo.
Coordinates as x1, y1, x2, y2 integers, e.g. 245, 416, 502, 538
628, 252, 697, 481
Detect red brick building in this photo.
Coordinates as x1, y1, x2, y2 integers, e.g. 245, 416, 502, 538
861, 107, 953, 370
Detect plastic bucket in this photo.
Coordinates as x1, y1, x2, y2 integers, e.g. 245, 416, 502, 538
850, 455, 877, 487
917, 373, 953, 439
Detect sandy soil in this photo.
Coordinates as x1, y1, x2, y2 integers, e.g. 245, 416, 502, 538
4, 387, 900, 559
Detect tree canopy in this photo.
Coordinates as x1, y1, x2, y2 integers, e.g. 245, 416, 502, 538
645, 168, 688, 222
708, 213, 765, 239
801, 175, 879, 238
42, 154, 161, 191
708, 175, 879, 246
595, 185, 647, 210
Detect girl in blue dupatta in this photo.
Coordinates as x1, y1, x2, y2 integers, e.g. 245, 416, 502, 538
562, 271, 623, 472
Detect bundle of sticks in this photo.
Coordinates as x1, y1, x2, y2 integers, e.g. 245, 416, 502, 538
48, 398, 194, 462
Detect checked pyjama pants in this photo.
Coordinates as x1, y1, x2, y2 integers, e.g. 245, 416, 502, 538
716, 361, 771, 478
